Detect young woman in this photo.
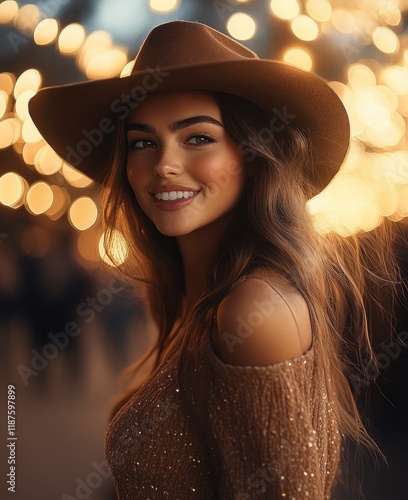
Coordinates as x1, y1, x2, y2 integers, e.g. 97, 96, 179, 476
29, 20, 403, 499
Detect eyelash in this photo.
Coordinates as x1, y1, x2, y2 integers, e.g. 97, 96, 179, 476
127, 133, 216, 150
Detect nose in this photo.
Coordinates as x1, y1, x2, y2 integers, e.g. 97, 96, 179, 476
153, 145, 183, 178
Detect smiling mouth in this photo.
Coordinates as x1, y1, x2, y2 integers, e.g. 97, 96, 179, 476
152, 190, 200, 201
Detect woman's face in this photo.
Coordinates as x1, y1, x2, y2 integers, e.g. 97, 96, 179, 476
126, 90, 246, 237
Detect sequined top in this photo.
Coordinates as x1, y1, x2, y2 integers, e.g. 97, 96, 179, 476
105, 283, 341, 500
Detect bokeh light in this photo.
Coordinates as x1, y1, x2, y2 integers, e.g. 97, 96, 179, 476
305, 0, 332, 23
0, 172, 26, 207
25, 181, 54, 215
68, 197, 98, 231
149, 0, 180, 13
58, 23, 86, 55
14, 69, 42, 99
291, 15, 319, 41
283, 47, 313, 71
270, 0, 300, 20
373, 26, 400, 54
226, 13, 257, 41
13, 3, 41, 34
34, 18, 59, 46
0, 1, 18, 24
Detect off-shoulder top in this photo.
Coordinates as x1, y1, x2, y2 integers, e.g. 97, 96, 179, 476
105, 275, 341, 499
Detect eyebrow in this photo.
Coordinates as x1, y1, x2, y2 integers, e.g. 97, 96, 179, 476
126, 115, 223, 134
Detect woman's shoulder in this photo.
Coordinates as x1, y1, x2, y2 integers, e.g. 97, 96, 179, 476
213, 268, 313, 367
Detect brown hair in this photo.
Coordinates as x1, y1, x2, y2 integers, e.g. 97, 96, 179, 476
102, 91, 405, 493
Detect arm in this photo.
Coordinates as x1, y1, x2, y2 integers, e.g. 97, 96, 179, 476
205, 277, 331, 499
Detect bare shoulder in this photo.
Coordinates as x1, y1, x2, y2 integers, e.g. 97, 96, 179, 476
215, 271, 313, 366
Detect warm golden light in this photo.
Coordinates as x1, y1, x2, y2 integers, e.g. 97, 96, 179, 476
0, 117, 21, 148
305, 0, 331, 22
149, 0, 180, 12
58, 23, 86, 55
0, 90, 8, 120
13, 4, 41, 34
0, 172, 25, 207
99, 230, 129, 266
34, 18, 59, 46
86, 49, 128, 79
0, 1, 18, 24
291, 15, 319, 41
348, 64, 376, 90
45, 185, 70, 221
34, 145, 63, 175
270, 0, 300, 20
379, 2, 401, 26
226, 13, 257, 41
15, 89, 36, 121
283, 47, 313, 71
22, 139, 46, 165
14, 69, 42, 99
331, 9, 355, 34
0, 73, 15, 96
382, 66, 408, 95
61, 163, 94, 188
372, 26, 399, 54
21, 117, 42, 143
76, 229, 101, 266
25, 181, 54, 215
68, 197, 98, 231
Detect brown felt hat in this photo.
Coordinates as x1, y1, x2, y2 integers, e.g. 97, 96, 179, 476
29, 20, 350, 190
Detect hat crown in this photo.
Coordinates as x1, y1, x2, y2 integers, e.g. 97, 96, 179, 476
132, 20, 258, 72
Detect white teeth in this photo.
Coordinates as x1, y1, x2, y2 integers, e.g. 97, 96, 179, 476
154, 190, 197, 201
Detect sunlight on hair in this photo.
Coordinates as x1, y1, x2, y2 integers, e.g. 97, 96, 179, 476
99, 230, 129, 266
226, 13, 257, 41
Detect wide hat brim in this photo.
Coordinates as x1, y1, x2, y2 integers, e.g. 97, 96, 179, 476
29, 34, 350, 192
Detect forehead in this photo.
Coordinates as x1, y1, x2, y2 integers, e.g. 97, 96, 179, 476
127, 90, 220, 123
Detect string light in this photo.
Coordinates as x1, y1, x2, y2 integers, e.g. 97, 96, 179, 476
226, 13, 257, 41
283, 47, 313, 71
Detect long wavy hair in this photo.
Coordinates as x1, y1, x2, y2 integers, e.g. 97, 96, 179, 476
102, 90, 405, 494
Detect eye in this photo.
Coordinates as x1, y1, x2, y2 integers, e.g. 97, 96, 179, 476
187, 134, 216, 146
128, 139, 156, 150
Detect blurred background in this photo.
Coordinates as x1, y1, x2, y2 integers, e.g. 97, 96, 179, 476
0, 0, 408, 498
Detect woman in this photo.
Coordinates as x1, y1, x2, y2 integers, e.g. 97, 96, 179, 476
29, 20, 403, 499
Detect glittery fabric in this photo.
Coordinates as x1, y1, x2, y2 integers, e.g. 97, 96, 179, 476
105, 304, 341, 499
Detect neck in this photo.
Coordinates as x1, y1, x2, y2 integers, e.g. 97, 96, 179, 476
176, 218, 228, 312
